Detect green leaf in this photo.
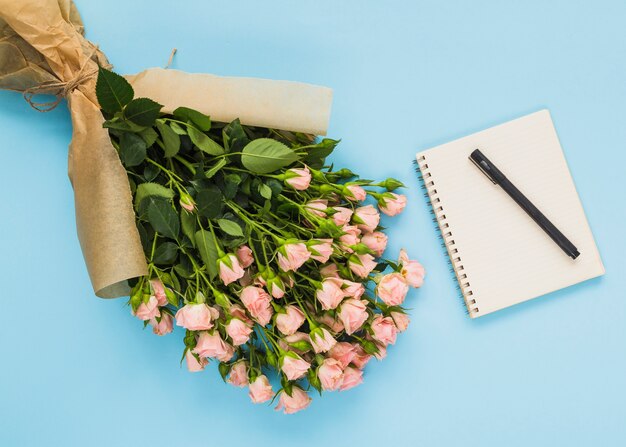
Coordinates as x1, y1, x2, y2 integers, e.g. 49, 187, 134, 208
146, 197, 180, 240
173, 107, 212, 131
152, 242, 178, 264
134, 182, 174, 211
195, 229, 219, 279
96, 67, 134, 113
205, 158, 228, 179
139, 127, 158, 147
241, 138, 299, 174
222, 173, 241, 200
103, 119, 145, 133
180, 211, 197, 246
258, 183, 272, 200
188, 127, 224, 155
156, 121, 181, 158
196, 185, 224, 219
222, 118, 249, 152
119, 132, 147, 167
169, 122, 187, 135
217, 218, 244, 237
303, 138, 340, 168
125, 98, 163, 127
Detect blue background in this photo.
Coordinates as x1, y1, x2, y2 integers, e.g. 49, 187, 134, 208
1, 1, 625, 445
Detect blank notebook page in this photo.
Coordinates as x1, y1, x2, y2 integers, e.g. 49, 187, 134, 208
416, 110, 604, 317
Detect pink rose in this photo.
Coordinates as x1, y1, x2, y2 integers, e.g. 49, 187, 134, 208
277, 242, 311, 272
308, 239, 333, 263
345, 184, 367, 201
240, 286, 273, 326
399, 249, 426, 287
281, 353, 311, 380
249, 375, 274, 403
229, 304, 253, 325
235, 245, 254, 268
318, 358, 344, 391
185, 350, 208, 372
134, 295, 160, 321
351, 344, 372, 369
370, 314, 398, 345
310, 327, 337, 353
275, 387, 311, 414
316, 279, 346, 310
218, 253, 245, 285
348, 253, 377, 278
332, 207, 353, 226
361, 231, 388, 257
317, 312, 345, 333
340, 279, 365, 299
150, 279, 168, 306
285, 166, 311, 190
353, 205, 380, 233
340, 366, 363, 391
319, 263, 340, 278
376, 272, 409, 306
391, 311, 410, 332
225, 318, 253, 345
150, 313, 173, 336
339, 225, 361, 248
379, 193, 407, 216
328, 342, 356, 369
227, 361, 249, 387
275, 305, 306, 336
175, 303, 214, 331
338, 299, 369, 335
305, 199, 328, 218
193, 331, 235, 362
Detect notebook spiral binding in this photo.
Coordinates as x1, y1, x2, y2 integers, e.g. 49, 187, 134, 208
414, 156, 479, 315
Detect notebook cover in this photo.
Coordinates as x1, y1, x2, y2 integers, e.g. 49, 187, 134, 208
416, 110, 604, 317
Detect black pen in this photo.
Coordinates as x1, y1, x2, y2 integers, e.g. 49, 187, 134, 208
469, 149, 580, 260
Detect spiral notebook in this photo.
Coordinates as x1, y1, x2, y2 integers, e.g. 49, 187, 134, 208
416, 110, 604, 318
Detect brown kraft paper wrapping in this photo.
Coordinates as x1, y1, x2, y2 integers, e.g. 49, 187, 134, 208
0, 0, 333, 298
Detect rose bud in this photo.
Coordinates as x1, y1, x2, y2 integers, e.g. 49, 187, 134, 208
150, 313, 173, 336
344, 184, 367, 201
235, 245, 254, 268
378, 192, 407, 216
318, 358, 344, 391
284, 166, 311, 190
398, 248, 426, 287
249, 375, 274, 403
277, 242, 311, 272
227, 361, 249, 387
185, 350, 208, 372
149, 279, 168, 307
316, 279, 346, 310
217, 253, 245, 285
338, 299, 369, 335
280, 352, 311, 381
193, 331, 235, 362
348, 253, 377, 278
390, 311, 410, 332
328, 342, 356, 369
175, 303, 214, 331
339, 366, 364, 391
225, 318, 253, 345
275, 305, 306, 336
310, 327, 337, 353
331, 206, 353, 226
370, 314, 398, 346
352, 205, 380, 233
307, 239, 334, 263
179, 193, 195, 212
361, 231, 388, 257
375, 272, 409, 306
305, 199, 328, 218
275, 386, 311, 414
134, 295, 160, 321
240, 286, 273, 326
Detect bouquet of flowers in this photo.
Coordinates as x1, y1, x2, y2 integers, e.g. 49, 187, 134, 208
96, 68, 425, 413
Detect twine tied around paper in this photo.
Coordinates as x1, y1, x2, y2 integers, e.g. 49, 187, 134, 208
22, 46, 111, 112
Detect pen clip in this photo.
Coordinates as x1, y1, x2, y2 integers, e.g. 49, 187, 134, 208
469, 149, 497, 184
